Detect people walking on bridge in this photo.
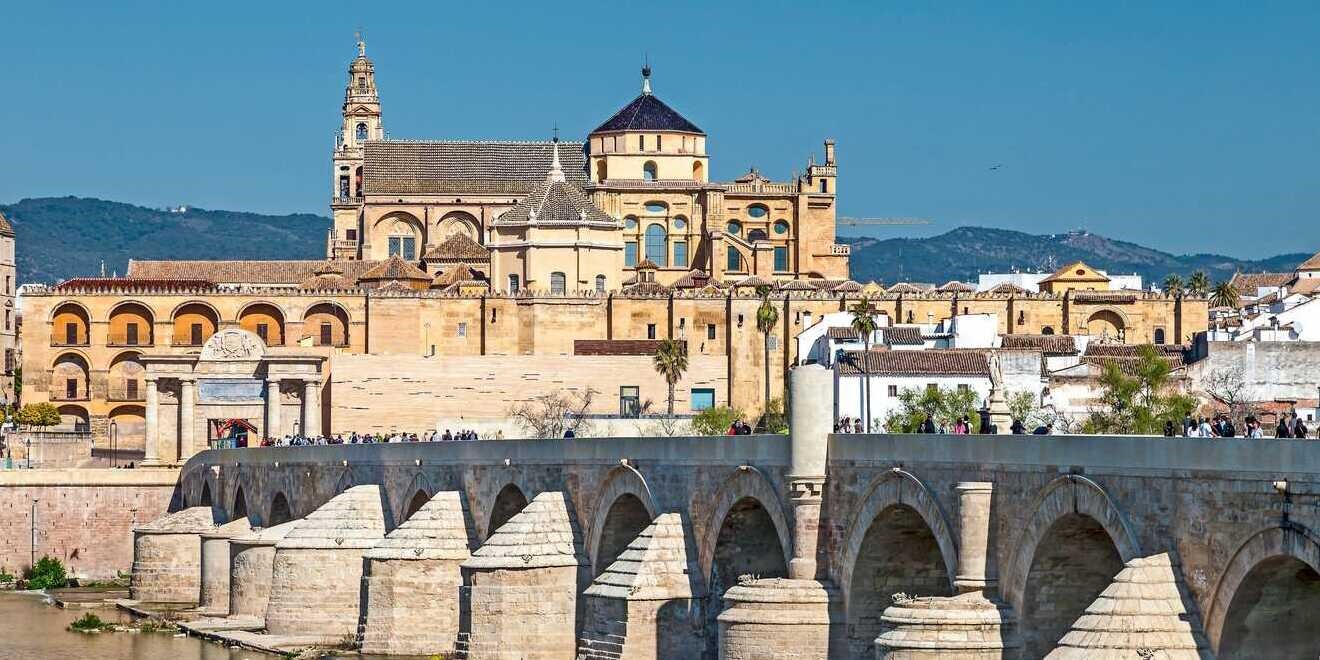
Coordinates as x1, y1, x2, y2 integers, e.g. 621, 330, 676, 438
1277, 415, 1293, 438
1294, 415, 1309, 439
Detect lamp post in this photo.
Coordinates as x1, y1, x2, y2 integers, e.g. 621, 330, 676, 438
24, 437, 30, 469
30, 497, 38, 570
109, 421, 118, 468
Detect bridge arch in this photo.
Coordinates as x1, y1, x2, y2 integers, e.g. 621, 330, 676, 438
231, 484, 248, 520
586, 464, 658, 576
268, 492, 293, 527
486, 482, 530, 539
1206, 524, 1320, 658
394, 471, 436, 526
1004, 474, 1139, 659
698, 466, 793, 580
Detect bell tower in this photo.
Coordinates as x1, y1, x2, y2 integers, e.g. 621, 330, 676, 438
330, 33, 383, 259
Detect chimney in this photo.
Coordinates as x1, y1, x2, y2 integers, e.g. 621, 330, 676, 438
824, 139, 836, 166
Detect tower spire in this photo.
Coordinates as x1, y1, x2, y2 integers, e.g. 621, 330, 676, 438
547, 124, 565, 183
641, 55, 652, 95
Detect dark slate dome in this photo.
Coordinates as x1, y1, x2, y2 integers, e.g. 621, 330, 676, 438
591, 67, 703, 135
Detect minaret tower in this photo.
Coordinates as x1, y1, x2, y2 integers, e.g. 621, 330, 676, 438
329, 32, 383, 259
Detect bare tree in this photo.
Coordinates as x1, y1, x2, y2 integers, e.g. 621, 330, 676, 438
508, 388, 598, 438
1199, 365, 1254, 431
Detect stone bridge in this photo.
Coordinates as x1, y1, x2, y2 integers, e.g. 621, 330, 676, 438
136, 366, 1320, 659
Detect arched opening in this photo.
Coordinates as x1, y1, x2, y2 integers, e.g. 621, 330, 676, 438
404, 489, 430, 522
108, 405, 146, 452
172, 302, 219, 347
51, 303, 90, 346
1154, 328, 1167, 345
550, 272, 567, 295
846, 504, 954, 657
108, 352, 144, 401
52, 353, 90, 401
1219, 555, 1320, 658
200, 482, 213, 508
1085, 310, 1126, 343
239, 303, 285, 346
747, 229, 768, 242
707, 496, 789, 657
1041, 326, 1055, 335
595, 274, 607, 294
268, 493, 293, 526
233, 486, 248, 520
488, 484, 528, 538
644, 224, 668, 267
642, 161, 658, 181
596, 159, 608, 182
594, 493, 652, 577
381, 215, 422, 260
303, 303, 350, 347
109, 302, 154, 346
356, 122, 368, 142
1020, 513, 1123, 659
692, 160, 703, 182
56, 405, 89, 432
437, 212, 478, 240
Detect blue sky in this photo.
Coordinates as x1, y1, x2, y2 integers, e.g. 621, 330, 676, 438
4, 1, 1319, 257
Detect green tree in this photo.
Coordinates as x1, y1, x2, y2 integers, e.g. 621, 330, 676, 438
849, 296, 880, 432
883, 386, 981, 433
1007, 390, 1043, 428
1085, 345, 1196, 435
651, 339, 689, 416
692, 406, 741, 436
15, 402, 60, 429
1210, 280, 1240, 309
755, 293, 780, 430
1161, 274, 1184, 296
1187, 271, 1210, 297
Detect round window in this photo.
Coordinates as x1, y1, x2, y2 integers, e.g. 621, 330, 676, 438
625, 216, 638, 230
674, 217, 687, 230
747, 205, 768, 218
727, 220, 742, 235
645, 202, 668, 214
1075, 269, 1085, 276
773, 220, 790, 235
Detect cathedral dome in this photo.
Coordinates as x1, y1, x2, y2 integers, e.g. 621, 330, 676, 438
591, 66, 703, 135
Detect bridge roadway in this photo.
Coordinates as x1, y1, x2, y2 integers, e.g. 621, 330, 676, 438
158, 368, 1320, 659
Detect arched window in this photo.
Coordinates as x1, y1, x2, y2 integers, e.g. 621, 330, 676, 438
1154, 328, 1166, 345
820, 179, 829, 193
692, 161, 704, 182
356, 122, 368, 141
595, 275, 607, 293
596, 160, 608, 182
645, 224, 668, 267
1041, 326, 1055, 336
748, 229, 768, 242
550, 272, 567, 295
727, 247, 742, 272
642, 161, 658, 181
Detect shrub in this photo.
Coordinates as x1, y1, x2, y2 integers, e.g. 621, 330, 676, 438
69, 612, 112, 632
760, 398, 789, 434
0, 569, 15, 583
25, 556, 68, 590
692, 406, 741, 436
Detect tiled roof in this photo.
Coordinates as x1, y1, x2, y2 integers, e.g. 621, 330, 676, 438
422, 233, 490, 261
986, 282, 1031, 295
1231, 271, 1293, 294
54, 277, 216, 292
494, 179, 615, 226
623, 280, 670, 295
363, 140, 587, 195
127, 259, 380, 285
1291, 278, 1320, 295
1082, 355, 1185, 376
1000, 334, 1078, 355
299, 272, 353, 290
936, 280, 977, 293
882, 326, 924, 346
837, 350, 989, 377
779, 280, 817, 291
734, 275, 774, 288
826, 327, 859, 340
671, 269, 711, 289
832, 280, 864, 293
431, 263, 480, 288
885, 282, 928, 294
0, 211, 12, 237
358, 254, 430, 281
592, 93, 703, 134
1300, 250, 1320, 271
635, 258, 660, 270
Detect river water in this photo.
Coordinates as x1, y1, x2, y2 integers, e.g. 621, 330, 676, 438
0, 591, 276, 660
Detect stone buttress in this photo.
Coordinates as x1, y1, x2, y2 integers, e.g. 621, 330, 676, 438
264, 485, 386, 638
576, 512, 706, 660
1047, 552, 1212, 659
360, 490, 475, 655
197, 516, 251, 615
458, 490, 589, 660
228, 519, 299, 624
130, 506, 216, 604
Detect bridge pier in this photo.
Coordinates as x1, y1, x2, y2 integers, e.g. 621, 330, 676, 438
227, 519, 299, 623
197, 516, 251, 615
129, 506, 215, 604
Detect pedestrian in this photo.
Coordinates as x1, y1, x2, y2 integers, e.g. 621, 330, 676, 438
919, 415, 936, 434
1277, 414, 1293, 439
1011, 419, 1026, 435
853, 418, 864, 434
1294, 415, 1309, 439
1163, 420, 1175, 437
1198, 417, 1214, 437
564, 428, 575, 438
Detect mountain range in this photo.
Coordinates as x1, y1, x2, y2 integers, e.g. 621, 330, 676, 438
1, 197, 1310, 287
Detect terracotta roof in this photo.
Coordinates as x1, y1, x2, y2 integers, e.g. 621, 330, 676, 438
936, 280, 977, 293
362, 140, 587, 195
358, 254, 430, 282
1299, 250, 1320, 271
885, 282, 927, 294
986, 282, 1031, 295
832, 280, 864, 293
422, 233, 490, 261
1291, 278, 1320, 295
671, 269, 711, 289
127, 259, 379, 285
495, 178, 615, 226
1231, 271, 1293, 294
299, 272, 352, 290
1000, 334, 1078, 355
837, 350, 989, 377
431, 263, 478, 288
882, 326, 924, 346
592, 92, 703, 134
826, 327, 859, 340
635, 258, 660, 270
623, 280, 670, 295
375, 280, 415, 293
779, 280, 817, 291
54, 277, 216, 292
0, 211, 12, 237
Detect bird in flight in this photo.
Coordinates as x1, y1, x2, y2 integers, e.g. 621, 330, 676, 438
988, 164, 1003, 171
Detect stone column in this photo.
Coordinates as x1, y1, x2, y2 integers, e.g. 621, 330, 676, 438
179, 378, 197, 460
303, 379, 321, 437
142, 377, 160, 466
954, 482, 996, 594
265, 379, 281, 440
788, 363, 832, 580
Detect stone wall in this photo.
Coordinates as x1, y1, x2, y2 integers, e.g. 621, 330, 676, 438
0, 468, 179, 579
1190, 340, 1320, 401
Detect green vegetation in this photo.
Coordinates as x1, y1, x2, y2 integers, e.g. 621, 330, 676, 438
68, 613, 114, 632
136, 617, 178, 634
651, 339, 689, 417
755, 292, 780, 430
1084, 345, 1197, 435
883, 386, 981, 433
1007, 391, 1044, 428
15, 402, 61, 429
850, 297, 880, 432
24, 556, 68, 590
0, 569, 15, 583
1187, 271, 1211, 297
692, 406, 741, 436
760, 398, 788, 434
1211, 280, 1240, 309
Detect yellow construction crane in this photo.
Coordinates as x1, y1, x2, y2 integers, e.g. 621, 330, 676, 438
837, 217, 933, 226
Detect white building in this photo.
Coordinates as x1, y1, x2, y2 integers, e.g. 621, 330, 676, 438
977, 270, 1143, 293
834, 350, 992, 429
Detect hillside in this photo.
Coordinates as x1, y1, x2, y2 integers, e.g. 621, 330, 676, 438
844, 227, 1311, 286
0, 197, 1310, 287
1, 197, 327, 283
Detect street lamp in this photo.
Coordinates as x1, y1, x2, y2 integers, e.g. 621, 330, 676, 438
109, 421, 118, 468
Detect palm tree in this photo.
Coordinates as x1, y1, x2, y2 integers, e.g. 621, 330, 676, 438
849, 296, 879, 432
652, 338, 689, 416
755, 293, 780, 430
1161, 274, 1184, 296
1211, 280, 1240, 309
1187, 271, 1210, 298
